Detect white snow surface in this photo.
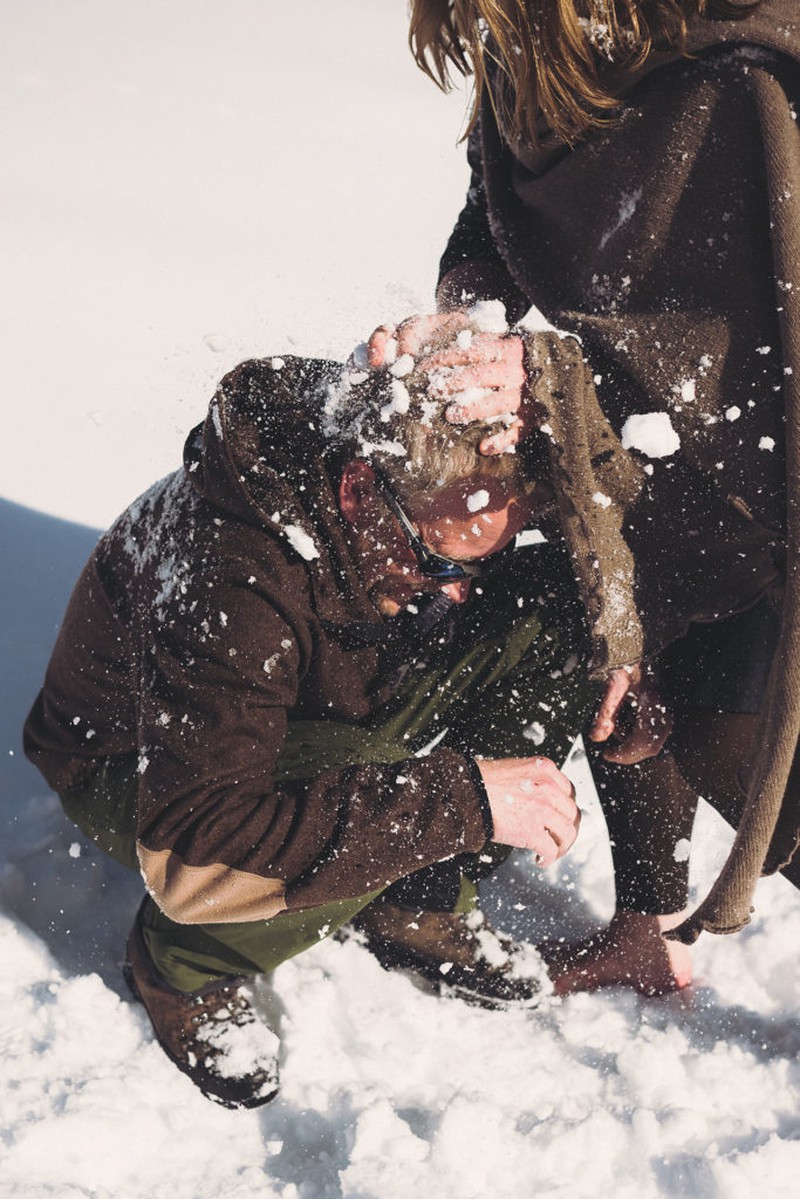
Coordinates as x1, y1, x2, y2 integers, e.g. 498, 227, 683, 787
2, 4, 800, 1197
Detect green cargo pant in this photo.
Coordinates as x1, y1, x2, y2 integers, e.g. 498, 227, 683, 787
61, 545, 598, 993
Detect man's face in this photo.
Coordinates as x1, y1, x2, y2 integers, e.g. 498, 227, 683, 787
340, 464, 537, 617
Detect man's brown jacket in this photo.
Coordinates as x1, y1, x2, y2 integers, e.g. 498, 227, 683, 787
24, 359, 491, 924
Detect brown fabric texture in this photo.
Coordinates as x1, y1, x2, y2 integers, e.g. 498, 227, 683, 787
438, 0, 800, 938
24, 358, 491, 920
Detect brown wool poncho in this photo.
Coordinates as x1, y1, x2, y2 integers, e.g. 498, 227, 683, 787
440, 0, 800, 940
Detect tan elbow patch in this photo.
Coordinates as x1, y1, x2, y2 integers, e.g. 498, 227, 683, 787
137, 845, 287, 924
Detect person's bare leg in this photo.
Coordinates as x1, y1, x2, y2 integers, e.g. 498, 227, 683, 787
540, 713, 766, 996
539, 749, 699, 995
539, 908, 692, 997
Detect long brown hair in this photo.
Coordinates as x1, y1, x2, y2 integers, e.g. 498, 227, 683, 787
409, 1, 761, 145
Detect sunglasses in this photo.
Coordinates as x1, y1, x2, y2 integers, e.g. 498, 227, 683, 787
371, 466, 512, 582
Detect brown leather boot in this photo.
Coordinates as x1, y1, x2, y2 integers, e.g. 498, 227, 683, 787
351, 899, 551, 1010
123, 905, 279, 1109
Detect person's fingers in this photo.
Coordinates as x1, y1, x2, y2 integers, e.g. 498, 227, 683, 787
416, 332, 510, 371
445, 386, 522, 423
394, 311, 472, 357
601, 700, 673, 765
478, 421, 525, 455
366, 325, 397, 368
588, 670, 632, 743
525, 755, 576, 800
532, 802, 582, 865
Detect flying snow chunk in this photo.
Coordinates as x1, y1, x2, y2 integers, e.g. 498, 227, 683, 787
467, 489, 490, 513
468, 299, 508, 334
380, 380, 411, 422
283, 524, 320, 560
673, 838, 691, 863
389, 354, 414, 379
725, 406, 741, 422
621, 412, 680, 458
523, 721, 546, 746
759, 436, 776, 452
592, 491, 612, 509
516, 528, 547, 547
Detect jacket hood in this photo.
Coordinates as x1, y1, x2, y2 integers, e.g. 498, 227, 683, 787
182, 356, 350, 568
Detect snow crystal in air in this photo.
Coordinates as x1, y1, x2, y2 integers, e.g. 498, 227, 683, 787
283, 524, 320, 560
68, 842, 81, 859
725, 406, 741, 422
759, 436, 776, 452
466, 489, 490, 513
621, 412, 680, 458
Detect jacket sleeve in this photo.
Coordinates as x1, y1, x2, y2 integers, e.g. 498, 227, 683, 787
134, 557, 491, 924
436, 118, 530, 319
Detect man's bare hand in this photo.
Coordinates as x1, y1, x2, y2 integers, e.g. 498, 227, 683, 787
588, 665, 673, 765
476, 756, 580, 867
364, 311, 531, 455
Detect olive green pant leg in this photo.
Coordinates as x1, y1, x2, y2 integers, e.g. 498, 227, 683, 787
139, 890, 385, 994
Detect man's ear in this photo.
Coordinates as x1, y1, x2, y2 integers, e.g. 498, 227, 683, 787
338, 459, 377, 525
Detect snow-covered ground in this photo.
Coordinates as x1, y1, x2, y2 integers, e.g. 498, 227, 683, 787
2, 3, 799, 1196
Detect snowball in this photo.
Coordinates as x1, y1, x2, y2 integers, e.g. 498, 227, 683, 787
389, 354, 414, 379
621, 412, 680, 458
466, 489, 490, 513
467, 299, 508, 334
673, 838, 691, 863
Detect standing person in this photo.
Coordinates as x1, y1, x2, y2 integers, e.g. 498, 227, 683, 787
24, 342, 592, 1108
366, 0, 800, 992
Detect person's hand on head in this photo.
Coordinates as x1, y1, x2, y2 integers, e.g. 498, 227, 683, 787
362, 308, 532, 456
477, 755, 580, 868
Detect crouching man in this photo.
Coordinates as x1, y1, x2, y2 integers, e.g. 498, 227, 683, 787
24, 342, 595, 1108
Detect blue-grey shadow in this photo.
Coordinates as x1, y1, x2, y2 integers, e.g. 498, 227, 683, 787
0, 497, 140, 987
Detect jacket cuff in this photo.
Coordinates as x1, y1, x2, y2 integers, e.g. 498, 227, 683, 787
464, 755, 494, 841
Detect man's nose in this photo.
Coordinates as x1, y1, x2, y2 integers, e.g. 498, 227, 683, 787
441, 579, 472, 604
